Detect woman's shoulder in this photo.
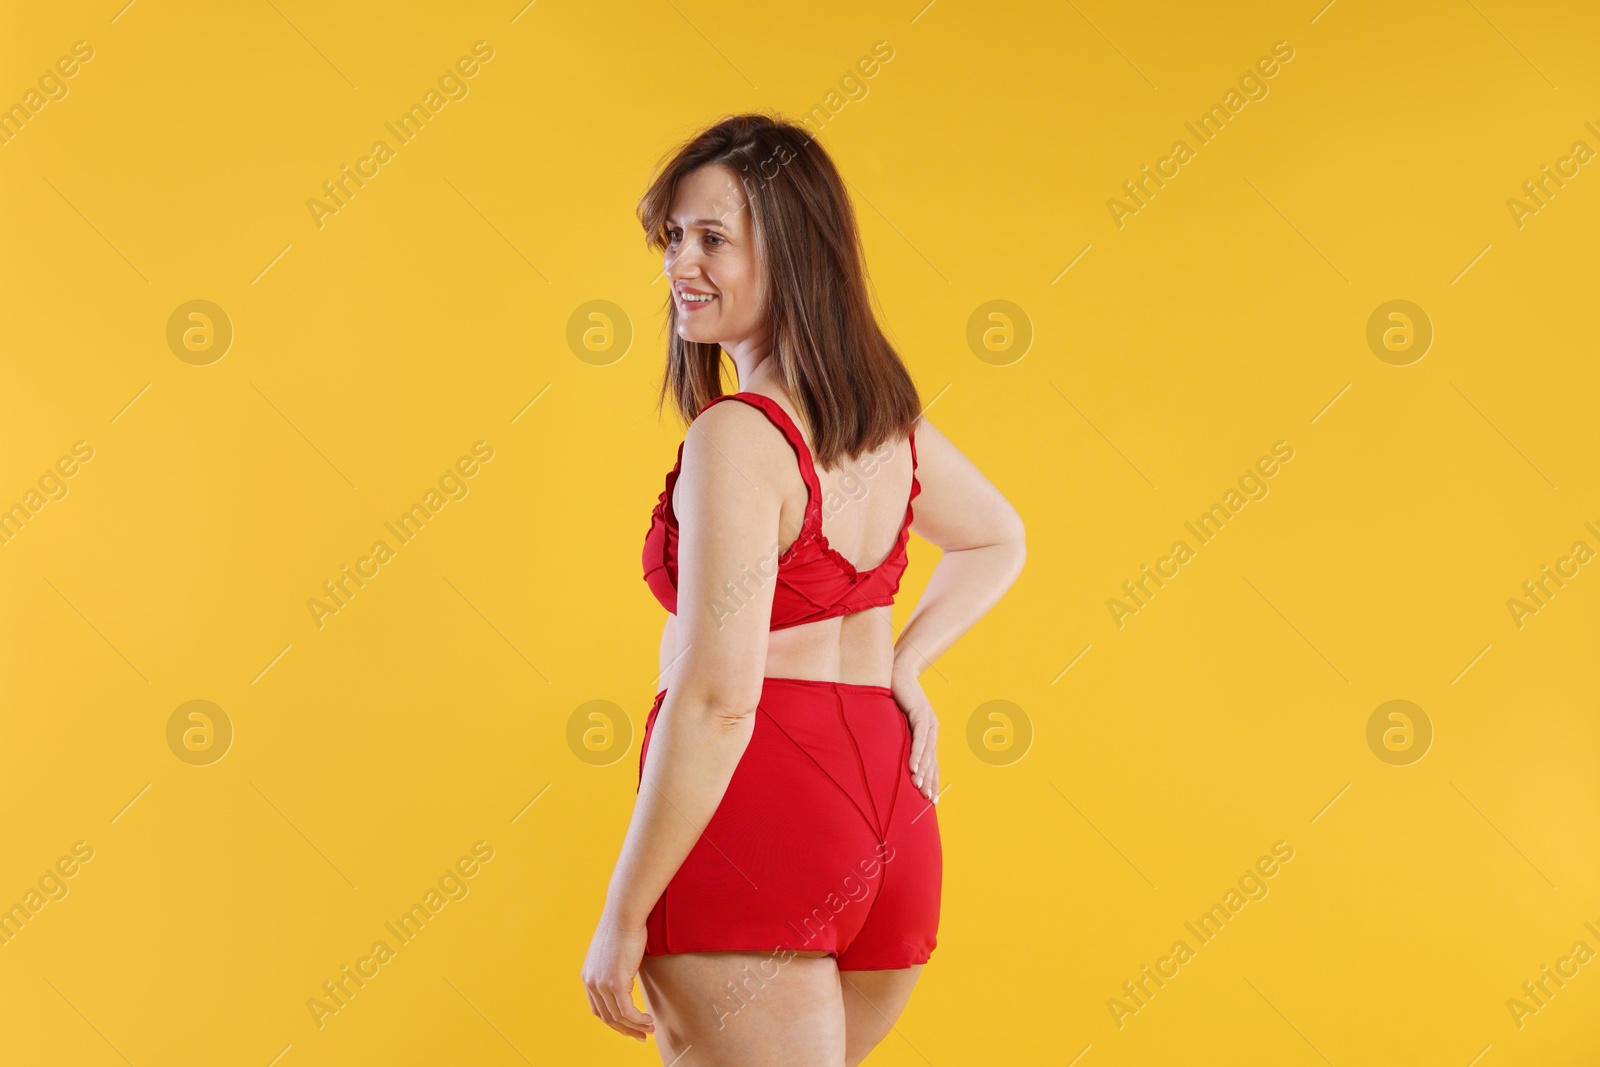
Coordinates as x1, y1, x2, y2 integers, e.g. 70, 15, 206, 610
680, 393, 801, 474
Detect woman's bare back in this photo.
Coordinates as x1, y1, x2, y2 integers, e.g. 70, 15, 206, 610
658, 391, 917, 690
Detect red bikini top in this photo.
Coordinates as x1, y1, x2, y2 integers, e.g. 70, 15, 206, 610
642, 392, 920, 631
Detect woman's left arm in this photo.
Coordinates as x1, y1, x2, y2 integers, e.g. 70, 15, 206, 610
581, 401, 788, 1041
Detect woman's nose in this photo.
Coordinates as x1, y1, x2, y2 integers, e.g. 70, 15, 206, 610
668, 262, 704, 288
668, 245, 701, 273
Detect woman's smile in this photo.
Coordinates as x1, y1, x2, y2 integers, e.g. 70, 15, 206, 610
675, 285, 718, 312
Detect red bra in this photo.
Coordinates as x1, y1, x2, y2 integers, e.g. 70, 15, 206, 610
642, 392, 920, 631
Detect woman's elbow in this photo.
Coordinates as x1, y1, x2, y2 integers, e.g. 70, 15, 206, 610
671, 679, 763, 724
999, 508, 1027, 580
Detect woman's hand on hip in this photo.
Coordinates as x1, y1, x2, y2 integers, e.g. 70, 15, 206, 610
580, 910, 655, 1042
891, 667, 940, 804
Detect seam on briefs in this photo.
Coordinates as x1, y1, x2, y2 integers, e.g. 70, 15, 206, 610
757, 687, 910, 846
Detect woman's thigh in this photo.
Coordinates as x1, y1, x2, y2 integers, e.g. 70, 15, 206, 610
638, 950, 844, 1067
839, 966, 923, 1067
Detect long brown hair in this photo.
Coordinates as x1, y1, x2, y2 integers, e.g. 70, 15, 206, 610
636, 111, 921, 470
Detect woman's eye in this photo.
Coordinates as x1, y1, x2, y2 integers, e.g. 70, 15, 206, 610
663, 228, 722, 247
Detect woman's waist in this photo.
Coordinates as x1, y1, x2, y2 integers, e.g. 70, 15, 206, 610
652, 673, 896, 703
657, 614, 896, 691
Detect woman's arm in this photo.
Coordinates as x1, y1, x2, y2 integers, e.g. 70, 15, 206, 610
582, 400, 795, 1040
890, 417, 1026, 798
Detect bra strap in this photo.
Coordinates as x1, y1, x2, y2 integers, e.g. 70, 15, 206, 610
698, 392, 823, 528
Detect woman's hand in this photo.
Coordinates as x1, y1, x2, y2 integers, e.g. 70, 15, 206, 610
890, 666, 940, 804
580, 910, 655, 1042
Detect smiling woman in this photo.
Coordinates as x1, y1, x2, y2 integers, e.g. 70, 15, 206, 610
582, 113, 1026, 1067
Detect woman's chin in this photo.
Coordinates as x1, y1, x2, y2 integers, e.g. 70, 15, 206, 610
677, 325, 719, 345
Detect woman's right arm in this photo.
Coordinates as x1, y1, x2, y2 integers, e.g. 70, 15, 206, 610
891, 416, 1027, 799
582, 401, 789, 1040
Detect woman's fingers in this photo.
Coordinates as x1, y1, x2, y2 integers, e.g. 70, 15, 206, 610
612, 984, 655, 1034
581, 919, 654, 1041
896, 682, 938, 802
597, 985, 650, 1041
597, 987, 635, 1040
590, 985, 618, 1033
918, 720, 938, 800
586, 981, 630, 1039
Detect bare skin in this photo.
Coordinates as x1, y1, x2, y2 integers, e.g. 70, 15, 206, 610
582, 162, 1026, 1064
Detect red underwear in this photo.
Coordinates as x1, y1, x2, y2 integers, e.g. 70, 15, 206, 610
637, 675, 941, 971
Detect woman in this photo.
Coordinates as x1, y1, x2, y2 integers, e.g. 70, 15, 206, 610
582, 113, 1026, 1066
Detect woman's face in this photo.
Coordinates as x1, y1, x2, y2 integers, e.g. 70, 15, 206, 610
664, 163, 764, 347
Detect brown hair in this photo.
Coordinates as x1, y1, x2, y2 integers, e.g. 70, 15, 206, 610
636, 111, 921, 469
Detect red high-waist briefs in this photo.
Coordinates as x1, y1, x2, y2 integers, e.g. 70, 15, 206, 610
638, 677, 941, 970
